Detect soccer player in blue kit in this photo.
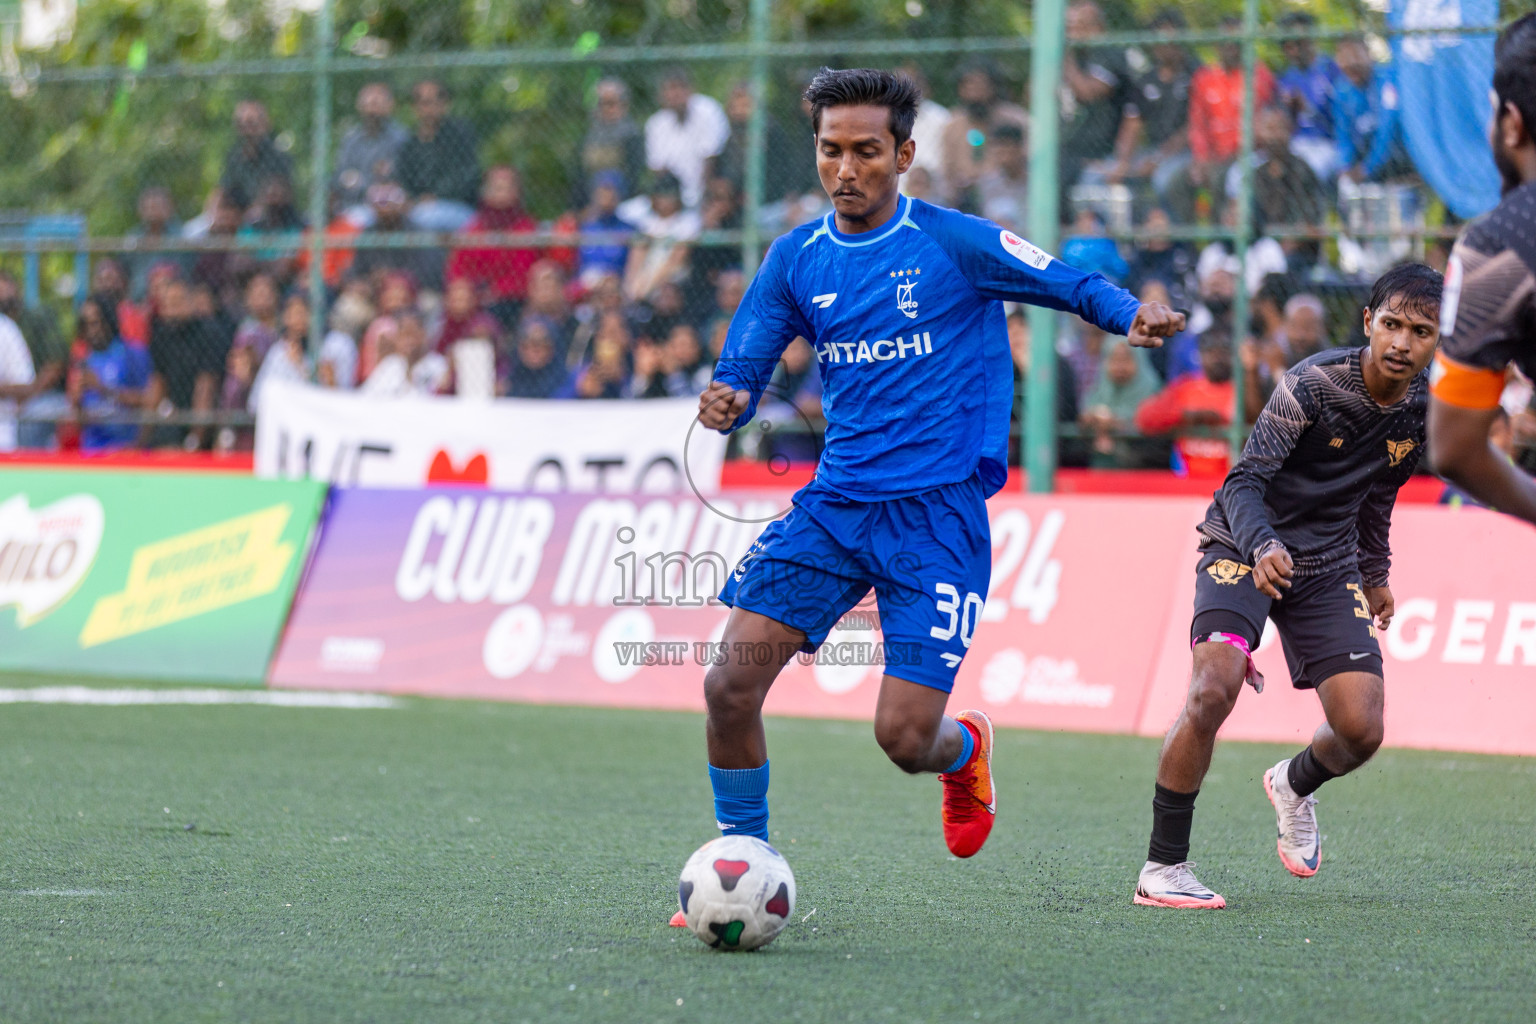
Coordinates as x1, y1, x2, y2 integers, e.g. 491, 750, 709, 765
687, 69, 1184, 871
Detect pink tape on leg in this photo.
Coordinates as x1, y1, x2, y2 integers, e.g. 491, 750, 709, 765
1193, 631, 1266, 694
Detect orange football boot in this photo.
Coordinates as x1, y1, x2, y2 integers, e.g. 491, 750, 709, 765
668, 910, 688, 927
938, 710, 995, 857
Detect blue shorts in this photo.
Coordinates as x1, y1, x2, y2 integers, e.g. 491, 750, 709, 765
718, 474, 992, 693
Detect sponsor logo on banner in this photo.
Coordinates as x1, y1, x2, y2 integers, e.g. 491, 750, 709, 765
482, 605, 546, 680
978, 649, 1114, 708
593, 609, 656, 684
0, 471, 324, 684
79, 504, 297, 647
255, 380, 727, 493
0, 494, 105, 627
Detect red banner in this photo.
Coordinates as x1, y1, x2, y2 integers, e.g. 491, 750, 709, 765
1137, 503, 1536, 756
271, 488, 1536, 756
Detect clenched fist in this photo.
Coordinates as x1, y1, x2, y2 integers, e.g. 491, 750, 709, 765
698, 380, 751, 431
1128, 302, 1187, 349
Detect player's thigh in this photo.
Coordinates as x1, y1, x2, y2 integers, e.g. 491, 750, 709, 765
1272, 571, 1382, 690
868, 475, 992, 695
711, 606, 811, 697
1190, 543, 1273, 649
720, 504, 871, 654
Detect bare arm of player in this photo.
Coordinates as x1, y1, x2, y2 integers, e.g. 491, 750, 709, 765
1126, 302, 1187, 349
698, 380, 752, 431
1364, 586, 1395, 631
1427, 399, 1536, 526
1250, 542, 1294, 600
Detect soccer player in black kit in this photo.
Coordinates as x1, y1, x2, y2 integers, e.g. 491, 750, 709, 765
1426, 15, 1536, 521
1133, 263, 1443, 908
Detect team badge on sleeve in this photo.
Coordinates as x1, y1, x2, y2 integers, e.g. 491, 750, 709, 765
1000, 230, 1053, 270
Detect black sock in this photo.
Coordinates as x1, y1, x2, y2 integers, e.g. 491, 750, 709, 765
1147, 783, 1199, 865
1286, 745, 1339, 797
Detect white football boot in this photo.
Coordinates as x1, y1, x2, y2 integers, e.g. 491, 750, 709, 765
1133, 860, 1226, 909
1264, 758, 1320, 877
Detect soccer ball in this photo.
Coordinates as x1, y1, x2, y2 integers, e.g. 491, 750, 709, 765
677, 835, 796, 951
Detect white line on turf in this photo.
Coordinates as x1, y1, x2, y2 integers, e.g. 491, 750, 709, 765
0, 688, 400, 708
6, 889, 105, 896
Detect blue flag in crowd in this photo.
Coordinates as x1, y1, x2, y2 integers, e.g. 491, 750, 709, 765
1389, 0, 1502, 219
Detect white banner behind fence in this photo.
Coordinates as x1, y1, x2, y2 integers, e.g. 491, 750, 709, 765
255, 381, 726, 493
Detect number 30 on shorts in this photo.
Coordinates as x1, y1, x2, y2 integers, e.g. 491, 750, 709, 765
929, 583, 985, 648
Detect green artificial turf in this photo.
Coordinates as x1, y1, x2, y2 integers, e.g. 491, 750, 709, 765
0, 685, 1532, 1023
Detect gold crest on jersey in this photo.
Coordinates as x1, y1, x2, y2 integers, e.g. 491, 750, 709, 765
1386, 439, 1417, 467
1206, 559, 1252, 585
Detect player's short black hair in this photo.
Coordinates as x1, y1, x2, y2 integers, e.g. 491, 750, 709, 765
803, 68, 921, 146
1367, 262, 1443, 321
1494, 13, 1536, 139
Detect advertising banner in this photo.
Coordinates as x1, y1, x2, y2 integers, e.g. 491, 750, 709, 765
1137, 503, 1536, 757
254, 380, 728, 494
274, 487, 1536, 756
269, 488, 1198, 736
0, 470, 326, 683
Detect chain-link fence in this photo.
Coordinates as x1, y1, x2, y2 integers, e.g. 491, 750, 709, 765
0, 0, 1529, 485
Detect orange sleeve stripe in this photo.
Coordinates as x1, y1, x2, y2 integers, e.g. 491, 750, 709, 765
1429, 353, 1504, 410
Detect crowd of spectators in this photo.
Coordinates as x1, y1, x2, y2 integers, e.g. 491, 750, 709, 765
0, 8, 1508, 471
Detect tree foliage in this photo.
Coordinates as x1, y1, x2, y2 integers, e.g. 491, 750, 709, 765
0, 0, 1452, 236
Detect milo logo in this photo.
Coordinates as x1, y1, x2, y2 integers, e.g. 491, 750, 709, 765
0, 494, 106, 627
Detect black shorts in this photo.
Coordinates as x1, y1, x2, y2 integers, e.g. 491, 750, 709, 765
1190, 542, 1383, 689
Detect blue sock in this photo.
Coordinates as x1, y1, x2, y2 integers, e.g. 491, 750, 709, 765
709, 761, 770, 841
942, 720, 975, 774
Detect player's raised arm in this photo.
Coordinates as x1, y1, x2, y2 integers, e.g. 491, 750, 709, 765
701, 236, 809, 434
1427, 343, 1536, 524
906, 204, 1185, 347
1425, 15, 1536, 524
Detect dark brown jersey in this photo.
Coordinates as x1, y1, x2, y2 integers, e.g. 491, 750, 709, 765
1201, 347, 1426, 586
1430, 180, 1536, 409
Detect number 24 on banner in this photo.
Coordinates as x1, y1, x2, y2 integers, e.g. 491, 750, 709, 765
981, 509, 1062, 624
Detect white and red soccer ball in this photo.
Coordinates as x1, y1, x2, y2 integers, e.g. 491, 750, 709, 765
677, 835, 796, 951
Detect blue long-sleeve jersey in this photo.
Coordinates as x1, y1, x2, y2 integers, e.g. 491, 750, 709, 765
712, 195, 1142, 500
1333, 67, 1402, 179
